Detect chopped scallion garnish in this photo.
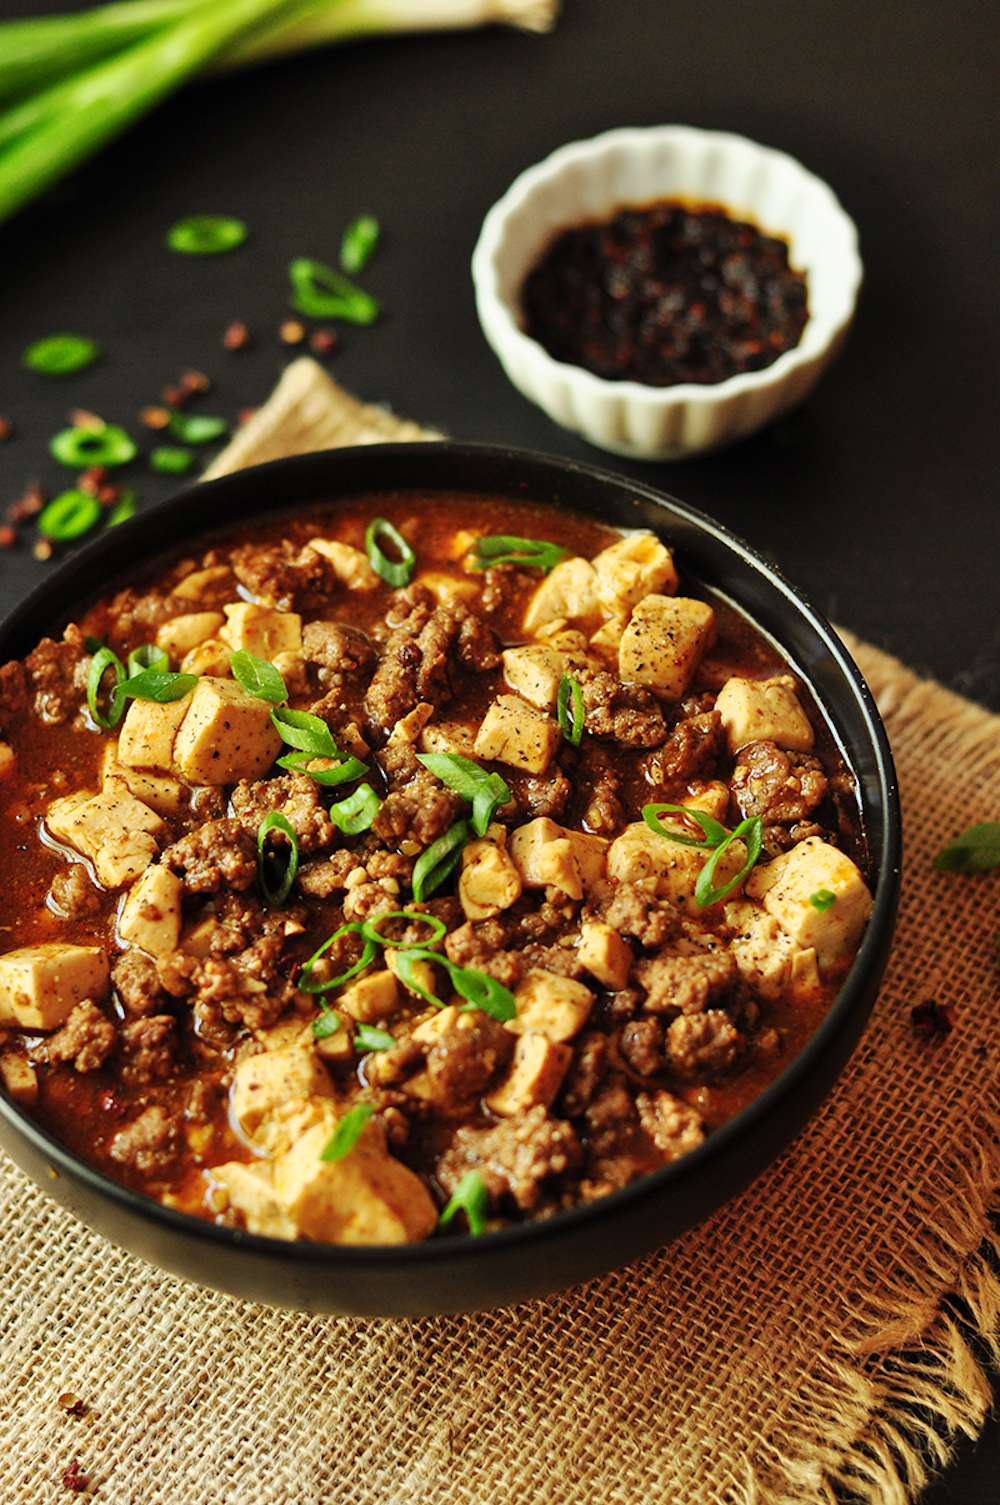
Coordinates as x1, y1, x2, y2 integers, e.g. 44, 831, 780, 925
270, 706, 340, 756
288, 256, 380, 324
256, 810, 299, 907
166, 215, 247, 255
231, 649, 287, 703
641, 801, 730, 849
694, 816, 763, 908
167, 412, 228, 444
86, 644, 125, 729
320, 1103, 374, 1162
557, 673, 584, 746
415, 752, 510, 837
412, 819, 468, 903
50, 422, 136, 469
37, 488, 101, 541
127, 643, 168, 676
298, 922, 376, 995
365, 516, 415, 587
277, 749, 369, 786
329, 783, 380, 833
23, 333, 100, 376
118, 668, 197, 703
809, 888, 837, 911
312, 1006, 342, 1041
150, 445, 195, 474
104, 491, 137, 527
438, 1169, 489, 1236
340, 214, 379, 274
354, 1023, 395, 1052
469, 534, 569, 574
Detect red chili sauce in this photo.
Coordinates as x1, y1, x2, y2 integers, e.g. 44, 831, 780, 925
521, 200, 809, 387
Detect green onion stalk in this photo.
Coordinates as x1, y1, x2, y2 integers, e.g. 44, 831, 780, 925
0, 0, 559, 228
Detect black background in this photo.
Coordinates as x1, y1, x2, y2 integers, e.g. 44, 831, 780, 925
1, 2, 998, 1498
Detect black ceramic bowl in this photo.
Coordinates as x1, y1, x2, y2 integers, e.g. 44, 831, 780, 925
0, 444, 900, 1317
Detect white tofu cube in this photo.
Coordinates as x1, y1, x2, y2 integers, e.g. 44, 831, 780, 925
522, 557, 600, 635
577, 920, 633, 991
46, 783, 166, 888
474, 695, 559, 775
744, 836, 872, 971
0, 943, 109, 1031
509, 817, 582, 899
101, 742, 185, 814
306, 538, 381, 591
724, 899, 821, 1002
591, 533, 678, 615
172, 677, 283, 784
220, 602, 303, 659
508, 968, 594, 1042
606, 821, 749, 914
501, 644, 567, 712
273, 1112, 438, 1244
230, 1048, 335, 1140
418, 720, 479, 758
155, 611, 226, 662
714, 674, 815, 754
485, 1033, 572, 1117
117, 865, 183, 957
0, 1052, 38, 1106
211, 1162, 298, 1240
459, 834, 523, 920
618, 595, 715, 699
338, 970, 400, 1023
171, 564, 232, 600
117, 692, 192, 771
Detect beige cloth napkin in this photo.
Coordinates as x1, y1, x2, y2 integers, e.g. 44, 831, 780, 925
3, 358, 999, 1505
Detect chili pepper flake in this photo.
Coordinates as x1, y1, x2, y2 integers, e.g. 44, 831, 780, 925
161, 384, 187, 408
222, 320, 252, 350
0, 524, 17, 549
0, 415, 13, 442
61, 1457, 89, 1492
57, 1392, 89, 1418
309, 327, 339, 356
911, 998, 955, 1039
140, 405, 173, 430
69, 409, 103, 431
76, 466, 108, 497
180, 370, 211, 396
7, 481, 46, 523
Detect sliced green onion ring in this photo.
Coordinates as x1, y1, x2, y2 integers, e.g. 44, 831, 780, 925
231, 649, 287, 704
329, 783, 380, 833
416, 753, 511, 838
393, 947, 443, 1008
150, 445, 195, 475
166, 216, 247, 255
23, 334, 100, 376
469, 535, 569, 574
270, 707, 340, 757
119, 669, 197, 704
642, 801, 729, 849
360, 911, 448, 948
694, 816, 764, 908
312, 1007, 342, 1041
167, 413, 228, 444
438, 1169, 489, 1236
277, 749, 369, 787
288, 257, 380, 324
37, 489, 101, 541
257, 811, 299, 907
50, 423, 136, 469
340, 214, 380, 274
105, 492, 137, 528
557, 673, 585, 746
299, 922, 376, 995
320, 1103, 374, 1162
448, 964, 516, 1022
354, 1023, 395, 1052
365, 516, 415, 587
127, 643, 168, 676
412, 820, 468, 903
86, 645, 126, 729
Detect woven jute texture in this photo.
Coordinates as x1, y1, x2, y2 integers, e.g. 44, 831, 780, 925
3, 360, 999, 1505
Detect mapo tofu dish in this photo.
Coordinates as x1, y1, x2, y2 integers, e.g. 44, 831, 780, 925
0, 493, 872, 1244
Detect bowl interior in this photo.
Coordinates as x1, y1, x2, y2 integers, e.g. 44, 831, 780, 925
0, 443, 899, 1317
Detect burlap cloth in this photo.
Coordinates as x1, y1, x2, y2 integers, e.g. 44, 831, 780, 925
3, 358, 999, 1505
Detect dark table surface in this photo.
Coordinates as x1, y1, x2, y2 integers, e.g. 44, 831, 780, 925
1, 1, 998, 1498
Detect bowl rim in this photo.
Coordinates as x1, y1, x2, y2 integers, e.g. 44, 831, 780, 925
0, 441, 900, 1304
471, 122, 864, 407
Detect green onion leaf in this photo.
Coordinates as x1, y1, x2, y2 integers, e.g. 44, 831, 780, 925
86, 645, 125, 729
365, 516, 415, 587
416, 753, 511, 838
256, 810, 299, 907
37, 488, 101, 541
50, 422, 136, 469
933, 821, 1000, 874
340, 214, 379, 274
448, 965, 516, 1022
438, 1169, 489, 1236
270, 706, 340, 757
312, 1007, 342, 1041
557, 673, 585, 746
642, 802, 729, 850
288, 257, 380, 324
277, 749, 369, 786
412, 820, 468, 903
809, 887, 837, 912
166, 215, 247, 255
150, 445, 195, 475
360, 911, 448, 948
23, 334, 100, 376
299, 922, 375, 995
392, 947, 443, 1007
320, 1103, 374, 1162
469, 535, 569, 574
231, 649, 287, 703
127, 643, 168, 676
694, 816, 763, 908
104, 491, 137, 527
167, 412, 228, 444
119, 669, 197, 703
354, 1023, 395, 1052
329, 783, 380, 834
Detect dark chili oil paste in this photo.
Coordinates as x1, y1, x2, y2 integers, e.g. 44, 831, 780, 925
521, 200, 809, 387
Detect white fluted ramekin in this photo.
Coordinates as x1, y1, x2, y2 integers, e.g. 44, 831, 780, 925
472, 125, 862, 461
